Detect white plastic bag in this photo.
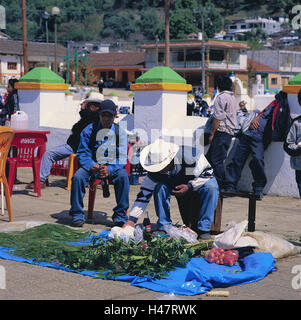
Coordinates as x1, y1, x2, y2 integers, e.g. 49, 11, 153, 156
213, 220, 258, 250
163, 224, 198, 243
244, 231, 300, 259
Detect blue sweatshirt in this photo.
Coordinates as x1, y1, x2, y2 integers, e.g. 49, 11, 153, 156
76, 121, 128, 176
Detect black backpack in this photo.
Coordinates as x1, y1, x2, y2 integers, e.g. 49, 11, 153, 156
283, 114, 301, 157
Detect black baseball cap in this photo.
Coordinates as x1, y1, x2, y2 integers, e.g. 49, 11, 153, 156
98, 99, 117, 115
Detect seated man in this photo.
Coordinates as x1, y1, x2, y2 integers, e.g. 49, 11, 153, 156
122, 139, 219, 240
223, 102, 275, 199
27, 92, 103, 189
69, 99, 129, 227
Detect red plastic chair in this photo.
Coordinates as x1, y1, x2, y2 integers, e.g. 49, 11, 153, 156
7, 131, 49, 197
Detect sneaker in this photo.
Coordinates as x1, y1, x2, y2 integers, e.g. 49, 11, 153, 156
71, 219, 85, 227
197, 230, 211, 240
253, 191, 264, 201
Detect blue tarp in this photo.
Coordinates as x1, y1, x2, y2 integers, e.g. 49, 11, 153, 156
0, 230, 276, 296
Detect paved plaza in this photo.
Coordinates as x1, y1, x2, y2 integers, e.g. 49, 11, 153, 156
0, 168, 300, 301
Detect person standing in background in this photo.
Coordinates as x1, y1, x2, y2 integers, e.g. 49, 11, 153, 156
206, 75, 237, 189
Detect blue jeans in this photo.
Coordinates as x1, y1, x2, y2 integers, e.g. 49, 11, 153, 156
296, 170, 301, 198
206, 131, 232, 188
153, 177, 219, 232
225, 135, 266, 193
69, 167, 130, 223
40, 143, 74, 182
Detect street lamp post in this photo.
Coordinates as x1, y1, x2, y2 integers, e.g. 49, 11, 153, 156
52, 6, 60, 73
42, 11, 50, 68
194, 8, 209, 94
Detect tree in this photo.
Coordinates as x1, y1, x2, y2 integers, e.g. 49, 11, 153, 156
137, 10, 162, 40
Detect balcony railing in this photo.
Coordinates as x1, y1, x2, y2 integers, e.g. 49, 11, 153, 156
145, 60, 241, 70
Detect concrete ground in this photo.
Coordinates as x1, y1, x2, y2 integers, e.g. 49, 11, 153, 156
0, 167, 300, 301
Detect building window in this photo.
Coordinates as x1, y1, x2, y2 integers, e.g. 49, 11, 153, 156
209, 50, 224, 62
271, 77, 278, 85
241, 25, 246, 29
229, 25, 237, 29
186, 49, 202, 61
7, 62, 17, 70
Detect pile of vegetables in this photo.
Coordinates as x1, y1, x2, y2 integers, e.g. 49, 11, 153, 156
205, 247, 239, 266
0, 224, 213, 279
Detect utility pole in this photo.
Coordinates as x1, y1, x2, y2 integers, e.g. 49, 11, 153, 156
155, 35, 159, 66
201, 13, 206, 94
194, 8, 208, 93
21, 0, 28, 74
164, 0, 170, 66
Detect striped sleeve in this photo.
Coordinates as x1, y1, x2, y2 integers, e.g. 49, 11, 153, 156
128, 175, 158, 223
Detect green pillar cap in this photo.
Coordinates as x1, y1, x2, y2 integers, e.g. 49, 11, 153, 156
19, 67, 65, 84
136, 66, 186, 84
288, 72, 301, 85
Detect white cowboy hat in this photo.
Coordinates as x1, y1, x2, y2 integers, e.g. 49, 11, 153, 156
85, 91, 104, 104
139, 138, 180, 173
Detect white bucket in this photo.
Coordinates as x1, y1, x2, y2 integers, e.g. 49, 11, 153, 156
10, 111, 29, 130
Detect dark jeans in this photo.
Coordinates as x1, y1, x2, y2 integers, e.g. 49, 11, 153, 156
296, 170, 301, 198
206, 131, 232, 188
69, 167, 130, 224
225, 135, 267, 193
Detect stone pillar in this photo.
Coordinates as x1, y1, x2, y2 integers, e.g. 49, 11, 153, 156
130, 66, 210, 147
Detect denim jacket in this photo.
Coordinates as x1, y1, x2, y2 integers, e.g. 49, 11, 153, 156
76, 122, 128, 176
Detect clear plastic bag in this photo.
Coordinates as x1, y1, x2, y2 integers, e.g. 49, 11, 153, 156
134, 225, 144, 242
163, 224, 198, 243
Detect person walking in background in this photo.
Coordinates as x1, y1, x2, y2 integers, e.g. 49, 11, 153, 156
0, 79, 20, 125
205, 75, 237, 189
284, 90, 301, 198
186, 93, 195, 116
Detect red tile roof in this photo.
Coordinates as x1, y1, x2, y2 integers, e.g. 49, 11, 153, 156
88, 52, 145, 67
141, 39, 249, 50
247, 58, 279, 73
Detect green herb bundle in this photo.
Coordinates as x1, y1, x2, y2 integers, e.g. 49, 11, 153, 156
0, 224, 212, 279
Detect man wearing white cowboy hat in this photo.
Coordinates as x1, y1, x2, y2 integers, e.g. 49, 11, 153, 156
27, 92, 104, 191
121, 138, 219, 240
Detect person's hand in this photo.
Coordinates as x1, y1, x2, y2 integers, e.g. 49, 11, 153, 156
297, 141, 301, 148
99, 165, 109, 178
122, 220, 135, 228
172, 184, 189, 196
209, 133, 214, 144
249, 115, 261, 130
91, 163, 100, 173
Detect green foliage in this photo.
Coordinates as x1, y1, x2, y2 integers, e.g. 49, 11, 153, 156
1, 0, 294, 43
0, 224, 212, 280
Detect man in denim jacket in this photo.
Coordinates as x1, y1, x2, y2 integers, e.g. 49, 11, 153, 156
69, 100, 130, 227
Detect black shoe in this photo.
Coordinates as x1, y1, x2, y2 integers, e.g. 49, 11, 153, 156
197, 230, 211, 240
254, 191, 264, 201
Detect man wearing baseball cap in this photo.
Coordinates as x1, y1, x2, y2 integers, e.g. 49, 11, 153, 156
26, 92, 104, 190
69, 99, 129, 227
